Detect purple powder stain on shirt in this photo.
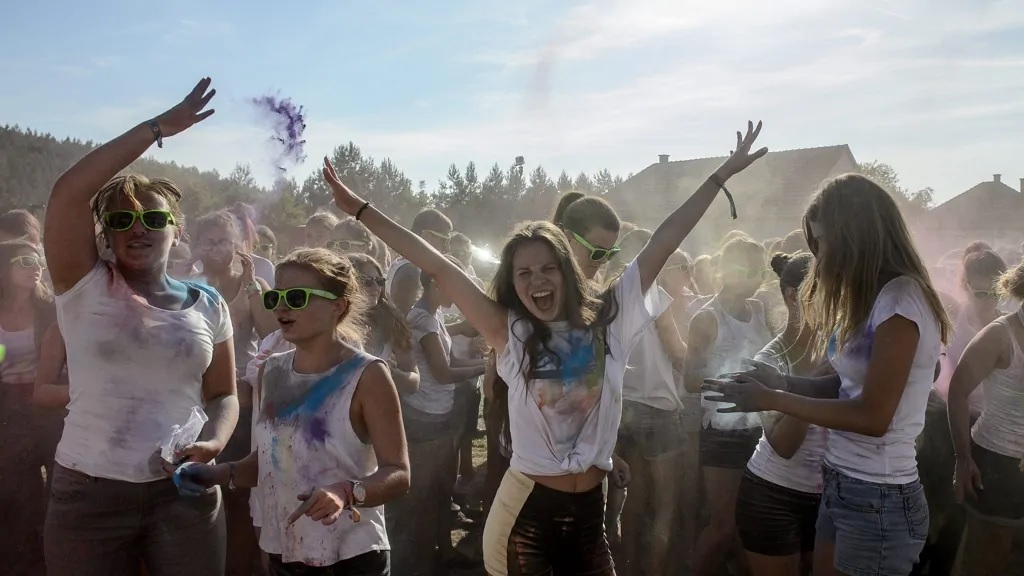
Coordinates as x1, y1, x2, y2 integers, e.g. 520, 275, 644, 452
307, 415, 329, 443
250, 95, 308, 172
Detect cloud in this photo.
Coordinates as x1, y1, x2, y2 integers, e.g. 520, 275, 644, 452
77, 0, 1024, 206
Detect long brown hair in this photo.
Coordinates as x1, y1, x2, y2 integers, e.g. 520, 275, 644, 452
346, 253, 412, 353
490, 221, 618, 379
801, 173, 951, 353
0, 239, 56, 349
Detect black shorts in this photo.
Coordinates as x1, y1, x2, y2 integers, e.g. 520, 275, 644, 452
966, 440, 1024, 524
699, 426, 761, 469
617, 400, 685, 459
736, 469, 821, 556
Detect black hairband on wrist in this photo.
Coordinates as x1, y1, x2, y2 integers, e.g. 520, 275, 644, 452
355, 202, 371, 221
709, 174, 737, 219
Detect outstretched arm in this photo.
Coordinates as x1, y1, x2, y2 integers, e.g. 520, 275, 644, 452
323, 158, 510, 352
636, 121, 767, 293
45, 78, 216, 294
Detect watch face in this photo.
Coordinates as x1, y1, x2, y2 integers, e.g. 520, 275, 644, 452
353, 482, 366, 503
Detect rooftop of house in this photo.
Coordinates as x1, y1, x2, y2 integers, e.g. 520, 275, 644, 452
927, 174, 1024, 229
605, 144, 857, 231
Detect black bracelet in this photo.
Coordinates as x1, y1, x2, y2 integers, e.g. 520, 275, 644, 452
227, 462, 237, 491
709, 174, 737, 220
355, 202, 371, 221
147, 119, 164, 149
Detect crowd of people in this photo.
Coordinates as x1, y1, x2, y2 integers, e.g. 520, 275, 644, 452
3, 78, 1024, 576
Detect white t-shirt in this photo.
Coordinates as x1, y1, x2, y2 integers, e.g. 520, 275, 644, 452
746, 336, 828, 494
825, 276, 942, 484
622, 287, 681, 411
384, 258, 415, 302
404, 307, 455, 415
497, 259, 668, 476
55, 261, 233, 482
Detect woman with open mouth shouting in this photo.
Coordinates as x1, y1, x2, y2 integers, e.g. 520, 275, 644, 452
322, 121, 767, 575
176, 248, 411, 575
41, 78, 239, 575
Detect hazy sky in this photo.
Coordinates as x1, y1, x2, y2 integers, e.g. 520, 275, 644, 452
2, 0, 1022, 204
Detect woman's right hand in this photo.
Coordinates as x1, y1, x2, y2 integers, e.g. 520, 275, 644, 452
173, 462, 227, 497
153, 77, 217, 138
323, 157, 368, 215
953, 456, 983, 503
736, 358, 787, 391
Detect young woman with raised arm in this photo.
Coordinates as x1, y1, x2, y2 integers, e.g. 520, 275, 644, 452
41, 78, 239, 576
323, 122, 767, 575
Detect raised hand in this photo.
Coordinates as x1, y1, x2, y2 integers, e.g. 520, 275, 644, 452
737, 357, 787, 391
154, 78, 217, 138
701, 373, 772, 413
322, 157, 367, 216
719, 121, 768, 178
236, 250, 256, 285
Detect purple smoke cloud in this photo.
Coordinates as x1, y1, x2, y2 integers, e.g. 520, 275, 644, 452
250, 95, 308, 172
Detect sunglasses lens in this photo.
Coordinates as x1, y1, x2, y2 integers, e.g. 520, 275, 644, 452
106, 211, 135, 230
263, 291, 280, 310
284, 289, 309, 309
591, 250, 608, 262
142, 211, 170, 229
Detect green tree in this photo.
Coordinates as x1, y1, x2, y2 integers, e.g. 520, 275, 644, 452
556, 170, 573, 191
857, 160, 934, 219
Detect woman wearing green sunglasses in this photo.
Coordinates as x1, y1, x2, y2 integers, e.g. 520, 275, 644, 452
41, 78, 239, 575
176, 248, 410, 575
0, 239, 56, 575
323, 120, 768, 576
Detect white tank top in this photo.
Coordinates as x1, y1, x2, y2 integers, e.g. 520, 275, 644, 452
255, 350, 389, 565
0, 325, 37, 385
746, 335, 827, 493
700, 296, 772, 430
622, 287, 681, 411
971, 313, 1024, 459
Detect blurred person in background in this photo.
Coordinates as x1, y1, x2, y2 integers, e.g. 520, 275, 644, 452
386, 208, 454, 315
304, 211, 338, 250
254, 225, 277, 263
0, 208, 43, 244
0, 239, 56, 576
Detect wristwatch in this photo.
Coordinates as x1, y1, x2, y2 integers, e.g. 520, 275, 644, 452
244, 281, 262, 295
351, 480, 366, 506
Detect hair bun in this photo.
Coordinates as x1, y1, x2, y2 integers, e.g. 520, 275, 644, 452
770, 252, 791, 278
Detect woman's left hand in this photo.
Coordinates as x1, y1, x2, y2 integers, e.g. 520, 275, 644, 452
611, 454, 631, 488
718, 121, 768, 178
701, 374, 774, 413
322, 157, 368, 216
288, 484, 354, 526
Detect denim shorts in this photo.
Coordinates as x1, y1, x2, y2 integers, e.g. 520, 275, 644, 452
817, 464, 928, 576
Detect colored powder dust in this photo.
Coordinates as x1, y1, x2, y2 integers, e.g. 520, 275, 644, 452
250, 95, 308, 173
0, 344, 5, 362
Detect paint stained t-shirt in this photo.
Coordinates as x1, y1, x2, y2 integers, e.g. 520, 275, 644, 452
825, 276, 941, 484
256, 350, 389, 566
54, 261, 233, 482
498, 259, 669, 476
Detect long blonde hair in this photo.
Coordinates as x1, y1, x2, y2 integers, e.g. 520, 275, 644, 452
800, 173, 951, 353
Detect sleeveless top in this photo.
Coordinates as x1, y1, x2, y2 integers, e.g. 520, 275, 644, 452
0, 325, 37, 385
746, 335, 828, 493
971, 312, 1024, 459
622, 287, 681, 411
384, 257, 414, 301
937, 306, 986, 413
699, 296, 772, 430
256, 350, 389, 565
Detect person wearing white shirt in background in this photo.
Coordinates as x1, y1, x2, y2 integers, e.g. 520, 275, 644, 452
705, 173, 950, 576
445, 232, 487, 497
947, 260, 1024, 576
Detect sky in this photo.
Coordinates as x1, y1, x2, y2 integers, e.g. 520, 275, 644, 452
1, 0, 1023, 205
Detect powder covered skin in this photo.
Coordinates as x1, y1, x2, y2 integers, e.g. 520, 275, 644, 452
250, 95, 308, 172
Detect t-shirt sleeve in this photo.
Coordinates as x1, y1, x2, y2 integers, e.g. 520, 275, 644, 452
496, 311, 527, 392
212, 295, 234, 345
870, 277, 935, 334
608, 259, 672, 358
55, 260, 111, 305
408, 309, 442, 343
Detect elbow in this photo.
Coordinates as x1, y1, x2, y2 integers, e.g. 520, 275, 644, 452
768, 439, 799, 460
861, 418, 891, 438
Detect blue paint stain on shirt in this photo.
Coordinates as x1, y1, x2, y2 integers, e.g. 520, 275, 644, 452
275, 356, 362, 420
